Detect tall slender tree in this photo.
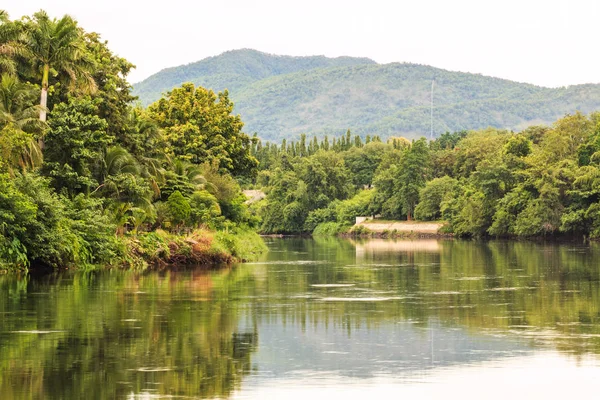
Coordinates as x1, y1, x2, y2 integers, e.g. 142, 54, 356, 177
23, 11, 96, 123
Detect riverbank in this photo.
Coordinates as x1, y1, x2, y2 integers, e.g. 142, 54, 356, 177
123, 228, 267, 270
345, 221, 596, 241
2, 228, 267, 273
338, 220, 451, 238
358, 220, 446, 234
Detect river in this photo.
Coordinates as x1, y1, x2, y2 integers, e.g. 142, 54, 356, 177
1, 237, 600, 399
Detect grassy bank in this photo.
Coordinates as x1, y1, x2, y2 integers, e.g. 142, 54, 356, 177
1, 228, 267, 272
123, 228, 267, 270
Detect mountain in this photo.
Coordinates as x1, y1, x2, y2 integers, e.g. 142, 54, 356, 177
133, 49, 375, 108
133, 49, 600, 141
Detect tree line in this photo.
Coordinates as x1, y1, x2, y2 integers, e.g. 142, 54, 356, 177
250, 114, 600, 239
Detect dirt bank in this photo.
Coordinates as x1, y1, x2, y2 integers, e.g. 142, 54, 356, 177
357, 220, 446, 234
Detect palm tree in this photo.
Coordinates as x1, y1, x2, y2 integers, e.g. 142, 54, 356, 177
24, 10, 96, 123
0, 73, 44, 170
102, 146, 141, 179
0, 74, 43, 129
0, 11, 26, 75
125, 108, 168, 196
173, 159, 208, 189
96, 146, 156, 235
159, 158, 213, 201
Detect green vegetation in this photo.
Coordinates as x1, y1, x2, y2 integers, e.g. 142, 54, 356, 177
147, 83, 257, 177
133, 49, 600, 141
127, 227, 267, 269
3, 9, 600, 270
251, 114, 600, 239
0, 11, 264, 271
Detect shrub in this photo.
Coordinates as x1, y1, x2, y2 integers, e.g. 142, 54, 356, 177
167, 190, 191, 230
313, 222, 345, 236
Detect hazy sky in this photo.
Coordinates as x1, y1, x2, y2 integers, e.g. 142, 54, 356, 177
5, 0, 600, 86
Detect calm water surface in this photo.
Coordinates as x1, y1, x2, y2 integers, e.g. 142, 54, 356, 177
2, 238, 600, 399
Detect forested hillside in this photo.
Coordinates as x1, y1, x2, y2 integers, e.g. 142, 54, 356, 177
133, 50, 600, 141
133, 49, 375, 108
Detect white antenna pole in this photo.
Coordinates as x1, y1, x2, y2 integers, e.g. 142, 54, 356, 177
430, 80, 435, 140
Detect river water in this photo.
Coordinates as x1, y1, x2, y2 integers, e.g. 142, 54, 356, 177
2, 237, 600, 399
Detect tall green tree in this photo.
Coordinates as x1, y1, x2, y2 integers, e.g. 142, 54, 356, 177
343, 141, 387, 188
148, 83, 258, 178
42, 97, 111, 195
23, 10, 95, 123
82, 32, 135, 139
398, 138, 430, 220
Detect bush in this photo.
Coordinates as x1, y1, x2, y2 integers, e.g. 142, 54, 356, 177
304, 204, 338, 232
129, 227, 266, 268
214, 227, 267, 262
0, 173, 122, 269
348, 225, 372, 236
414, 176, 457, 221
189, 190, 221, 228
313, 222, 346, 236
335, 190, 374, 225
167, 190, 191, 230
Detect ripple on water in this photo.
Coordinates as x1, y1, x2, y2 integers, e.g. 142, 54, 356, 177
310, 284, 356, 288
429, 291, 462, 295
319, 296, 407, 302
342, 263, 402, 268
451, 276, 487, 281
485, 287, 520, 292
129, 367, 173, 372
245, 261, 331, 265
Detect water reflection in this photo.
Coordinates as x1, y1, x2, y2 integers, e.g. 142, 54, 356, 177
0, 269, 257, 399
1, 238, 600, 398
232, 353, 600, 400
354, 238, 443, 256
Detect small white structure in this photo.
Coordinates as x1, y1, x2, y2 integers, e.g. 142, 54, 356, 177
355, 216, 372, 224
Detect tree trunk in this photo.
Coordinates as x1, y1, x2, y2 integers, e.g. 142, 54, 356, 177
39, 64, 49, 121
39, 87, 48, 121
38, 64, 49, 149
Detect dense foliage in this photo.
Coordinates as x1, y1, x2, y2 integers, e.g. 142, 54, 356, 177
147, 83, 257, 178
251, 114, 600, 239
0, 11, 262, 270
133, 49, 600, 142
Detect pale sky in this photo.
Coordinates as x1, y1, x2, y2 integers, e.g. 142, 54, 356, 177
5, 0, 600, 87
